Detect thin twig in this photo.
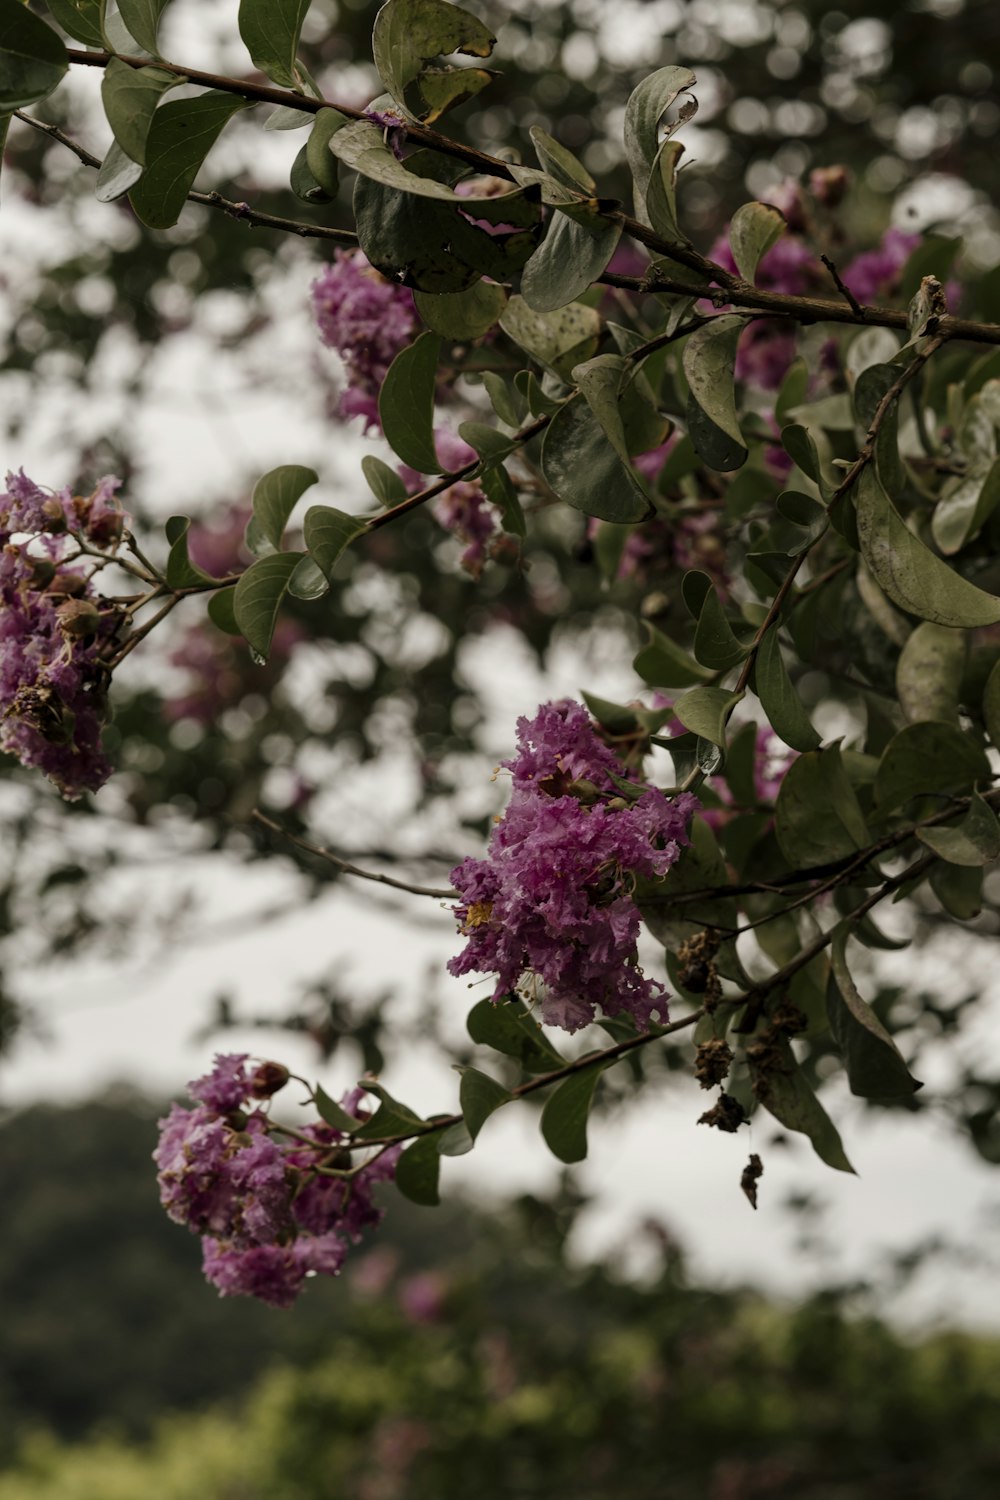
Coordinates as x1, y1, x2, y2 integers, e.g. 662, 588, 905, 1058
821, 253, 865, 319
251, 810, 455, 898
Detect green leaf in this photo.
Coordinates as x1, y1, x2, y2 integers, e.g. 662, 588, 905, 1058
873, 721, 989, 817
362, 455, 408, 507
313, 1084, 359, 1132
378, 330, 442, 472
750, 1037, 855, 1173
855, 466, 1000, 627
232, 552, 304, 661
755, 627, 821, 751
693, 587, 753, 671
917, 791, 1000, 867
247, 464, 318, 555
774, 745, 869, 867
780, 423, 824, 487
0, 0, 67, 110
414, 279, 507, 338
302, 504, 366, 580
895, 621, 965, 725
207, 586, 240, 635
528, 125, 594, 192
931, 456, 1000, 556
458, 421, 516, 466
394, 1133, 441, 1205
303, 106, 349, 195
984, 658, 1000, 750
728, 201, 785, 283
354, 1081, 425, 1140
95, 139, 144, 203
466, 997, 564, 1073
372, 0, 496, 124
633, 622, 713, 688
540, 1065, 603, 1164
644, 139, 684, 242
128, 92, 250, 230
291, 140, 333, 204
541, 394, 652, 524
682, 316, 748, 472
354, 171, 477, 292
853, 362, 904, 497
623, 65, 696, 221
483, 371, 525, 429
238, 0, 311, 89
45, 0, 103, 47
101, 58, 179, 166
671, 686, 743, 746
457, 1066, 512, 1140
827, 929, 922, 1099
117, 0, 169, 55
499, 295, 601, 383
164, 515, 215, 590
286, 555, 330, 600
929, 861, 983, 920
436, 1120, 474, 1156
520, 206, 621, 314
481, 464, 526, 537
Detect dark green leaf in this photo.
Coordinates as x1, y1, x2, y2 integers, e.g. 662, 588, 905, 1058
853, 362, 904, 497
750, 1037, 855, 1173
129, 92, 250, 230
302, 505, 366, 581
378, 330, 442, 472
207, 586, 240, 635
45, 0, 103, 48
645, 139, 685, 241
303, 106, 348, 195
313, 1084, 359, 1132
101, 58, 179, 166
232, 552, 304, 660
436, 1120, 474, 1156
483, 371, 525, 429
755, 626, 821, 751
633, 622, 713, 688
238, 0, 311, 89
354, 1080, 425, 1140
729, 201, 784, 283
984, 658, 1000, 750
247, 464, 318, 555
929, 862, 983, 920
895, 621, 965, 725
291, 141, 333, 204
827, 928, 922, 1098
500, 295, 601, 382
671, 686, 743, 746
372, 0, 496, 123
855, 466, 1000, 627
540, 1065, 603, 1164
287, 555, 330, 600
0, 0, 67, 109
541, 394, 652, 524
466, 997, 564, 1073
520, 206, 621, 314
693, 587, 753, 671
164, 515, 215, 590
95, 139, 144, 203
917, 791, 1000, 866
457, 1066, 512, 1140
683, 316, 749, 472
117, 0, 169, 54
873, 721, 989, 817
481, 464, 526, 537
623, 65, 696, 219
414, 279, 507, 338
394, 1133, 440, 1205
774, 745, 869, 867
362, 455, 408, 507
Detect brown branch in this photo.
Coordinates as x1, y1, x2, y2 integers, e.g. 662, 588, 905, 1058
821, 253, 865, 319
251, 810, 455, 898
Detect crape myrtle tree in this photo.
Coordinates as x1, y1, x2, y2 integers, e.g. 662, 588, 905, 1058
3, 0, 1000, 1306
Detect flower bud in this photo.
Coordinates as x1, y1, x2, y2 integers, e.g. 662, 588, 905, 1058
249, 1060, 290, 1099
809, 165, 850, 207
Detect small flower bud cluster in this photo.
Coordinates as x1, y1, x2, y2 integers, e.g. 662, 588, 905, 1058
1, 471, 128, 798
154, 1053, 399, 1309
448, 701, 698, 1032
311, 250, 419, 431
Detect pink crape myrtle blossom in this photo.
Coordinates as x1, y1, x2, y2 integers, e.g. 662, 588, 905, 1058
311, 250, 419, 431
0, 471, 128, 798
402, 430, 507, 578
154, 1054, 400, 1309
840, 227, 919, 304
448, 701, 698, 1032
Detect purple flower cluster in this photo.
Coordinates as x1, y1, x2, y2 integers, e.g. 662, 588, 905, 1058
1, 471, 127, 798
311, 250, 419, 431
154, 1054, 399, 1309
840, 226, 919, 304
710, 231, 824, 392
402, 430, 506, 578
448, 701, 698, 1032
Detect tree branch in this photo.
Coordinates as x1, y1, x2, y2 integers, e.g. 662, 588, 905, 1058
251, 810, 455, 898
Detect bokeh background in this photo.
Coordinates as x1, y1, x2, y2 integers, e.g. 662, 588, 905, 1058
2, 0, 1000, 1493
